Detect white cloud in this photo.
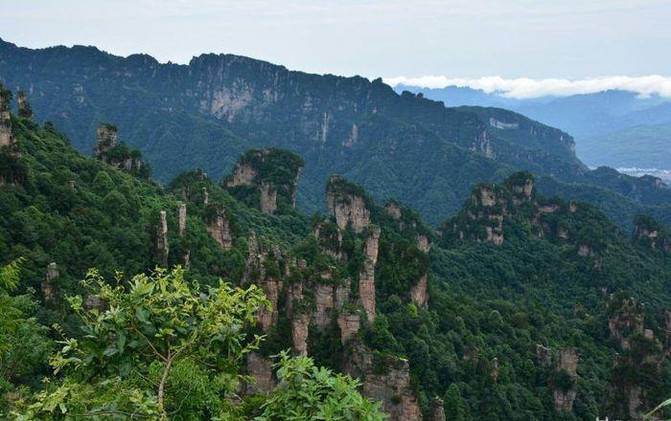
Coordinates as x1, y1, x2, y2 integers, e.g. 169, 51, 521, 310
383, 75, 671, 99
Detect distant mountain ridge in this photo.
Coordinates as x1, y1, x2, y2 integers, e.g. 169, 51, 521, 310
396, 84, 671, 172
1, 38, 670, 228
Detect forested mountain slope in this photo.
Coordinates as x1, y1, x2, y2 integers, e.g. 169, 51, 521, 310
2, 94, 671, 419
3, 38, 670, 228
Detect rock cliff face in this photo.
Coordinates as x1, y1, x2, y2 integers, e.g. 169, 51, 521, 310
177, 203, 187, 237
633, 215, 671, 251
359, 227, 380, 322
327, 175, 371, 233
430, 398, 446, 421
0, 84, 14, 148
608, 295, 644, 350
410, 274, 428, 308
17, 90, 32, 119
292, 312, 310, 356
606, 294, 667, 420
94, 123, 147, 176
226, 148, 303, 214
553, 348, 579, 412
41, 262, 59, 303
337, 312, 360, 344
156, 211, 169, 266
245, 352, 275, 395
206, 207, 233, 250
361, 356, 422, 420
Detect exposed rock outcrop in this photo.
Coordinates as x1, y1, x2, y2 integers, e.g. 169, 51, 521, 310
95, 124, 147, 176
430, 398, 446, 421
553, 348, 579, 412
257, 278, 283, 332
226, 149, 303, 214
359, 227, 380, 322
608, 295, 644, 350
327, 175, 371, 233
292, 312, 310, 356
633, 215, 671, 251
95, 123, 119, 158
337, 312, 360, 344
313, 284, 335, 330
177, 203, 187, 236
245, 352, 275, 395
17, 90, 32, 119
156, 211, 169, 266
41, 262, 59, 302
417, 234, 431, 253
362, 356, 422, 420
0, 84, 14, 148
206, 207, 233, 250
410, 274, 428, 308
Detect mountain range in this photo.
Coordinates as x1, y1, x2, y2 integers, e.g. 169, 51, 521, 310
2, 38, 671, 230
395, 84, 671, 179
3, 99, 671, 419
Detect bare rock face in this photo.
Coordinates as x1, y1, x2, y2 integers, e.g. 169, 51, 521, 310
608, 296, 644, 350
177, 203, 187, 236
479, 186, 497, 207
0, 85, 14, 148
337, 312, 360, 344
633, 216, 671, 251
430, 398, 446, 421
226, 149, 303, 215
472, 129, 494, 159
327, 175, 371, 233
95, 124, 119, 158
42, 262, 59, 302
554, 348, 579, 412
260, 183, 278, 214
202, 187, 209, 205
292, 312, 310, 356
156, 211, 169, 266
207, 208, 233, 250
245, 352, 275, 395
417, 234, 431, 253
95, 124, 146, 175
257, 278, 283, 332
17, 90, 32, 119
359, 261, 376, 322
365, 226, 381, 265
363, 357, 422, 421
313, 284, 335, 330
335, 279, 351, 308
228, 163, 257, 187
410, 274, 428, 308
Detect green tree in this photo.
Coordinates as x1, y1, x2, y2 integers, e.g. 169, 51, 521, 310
0, 259, 52, 416
256, 351, 386, 421
444, 384, 470, 421
22, 267, 269, 419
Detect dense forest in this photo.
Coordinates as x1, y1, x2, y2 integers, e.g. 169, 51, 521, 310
2, 86, 671, 419
3, 38, 671, 231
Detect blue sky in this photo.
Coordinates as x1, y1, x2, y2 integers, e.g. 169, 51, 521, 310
1, 0, 670, 95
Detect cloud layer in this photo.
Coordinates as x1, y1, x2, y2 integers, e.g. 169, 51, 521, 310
384, 75, 671, 99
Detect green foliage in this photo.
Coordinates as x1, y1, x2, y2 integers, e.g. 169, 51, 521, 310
0, 259, 52, 416
256, 351, 386, 420
21, 267, 268, 419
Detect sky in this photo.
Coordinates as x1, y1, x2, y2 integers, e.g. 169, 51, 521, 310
2, 0, 671, 98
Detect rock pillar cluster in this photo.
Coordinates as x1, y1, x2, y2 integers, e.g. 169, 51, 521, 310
226, 149, 303, 215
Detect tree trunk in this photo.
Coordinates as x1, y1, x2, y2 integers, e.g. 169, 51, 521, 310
157, 355, 173, 420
